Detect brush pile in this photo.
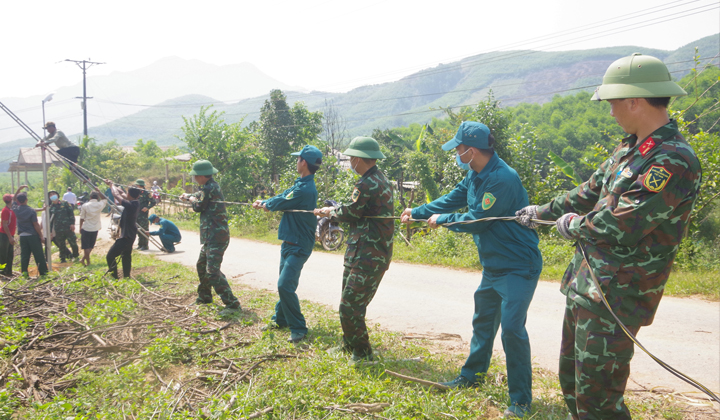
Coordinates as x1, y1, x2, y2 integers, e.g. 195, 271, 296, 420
0, 273, 280, 416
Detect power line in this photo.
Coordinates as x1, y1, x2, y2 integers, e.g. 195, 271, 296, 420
2, 58, 716, 137
314, 0, 717, 90
1, 4, 717, 138
391, 3, 720, 84
84, 57, 718, 115
60, 2, 720, 116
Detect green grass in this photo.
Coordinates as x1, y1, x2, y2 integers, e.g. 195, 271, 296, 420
1, 254, 708, 419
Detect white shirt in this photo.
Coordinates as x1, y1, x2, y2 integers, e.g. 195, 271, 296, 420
79, 199, 107, 232
63, 192, 77, 205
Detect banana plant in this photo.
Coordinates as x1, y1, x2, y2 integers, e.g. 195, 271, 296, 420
548, 151, 583, 186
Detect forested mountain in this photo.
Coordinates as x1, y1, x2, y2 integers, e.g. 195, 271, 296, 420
1, 34, 717, 171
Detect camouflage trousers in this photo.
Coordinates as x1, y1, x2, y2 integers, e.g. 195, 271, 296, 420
196, 241, 240, 309
339, 265, 386, 358
560, 296, 639, 420
137, 216, 149, 248
53, 230, 78, 261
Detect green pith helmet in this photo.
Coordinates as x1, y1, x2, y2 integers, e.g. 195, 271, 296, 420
189, 160, 219, 176
591, 53, 687, 101
343, 137, 386, 159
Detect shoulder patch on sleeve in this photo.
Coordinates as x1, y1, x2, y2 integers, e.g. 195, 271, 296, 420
351, 187, 361, 203
481, 192, 496, 210
199, 190, 205, 202
285, 188, 295, 200
643, 165, 672, 192
638, 137, 656, 157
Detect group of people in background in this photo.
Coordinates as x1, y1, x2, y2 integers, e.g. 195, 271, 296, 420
0, 177, 181, 280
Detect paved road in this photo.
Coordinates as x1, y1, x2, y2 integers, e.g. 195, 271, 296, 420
102, 220, 719, 394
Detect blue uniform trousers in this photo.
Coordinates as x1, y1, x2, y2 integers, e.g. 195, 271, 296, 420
460, 268, 540, 407
272, 242, 311, 335
158, 233, 181, 252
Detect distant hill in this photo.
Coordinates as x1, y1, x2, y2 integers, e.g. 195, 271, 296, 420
1, 34, 717, 172
0, 56, 303, 145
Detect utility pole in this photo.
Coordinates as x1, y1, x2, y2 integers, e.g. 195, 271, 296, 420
65, 59, 104, 138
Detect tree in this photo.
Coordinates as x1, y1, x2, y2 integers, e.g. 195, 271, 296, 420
290, 102, 323, 147
322, 99, 348, 155
134, 139, 163, 157
672, 65, 720, 135
180, 106, 265, 201
257, 90, 296, 184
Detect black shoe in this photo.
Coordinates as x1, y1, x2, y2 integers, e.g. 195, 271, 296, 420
440, 375, 478, 389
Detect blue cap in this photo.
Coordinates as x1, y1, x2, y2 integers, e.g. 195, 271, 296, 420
291, 145, 323, 166
442, 121, 491, 151
149, 214, 159, 222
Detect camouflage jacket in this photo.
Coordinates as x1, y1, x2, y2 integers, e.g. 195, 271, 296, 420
331, 166, 394, 272
137, 190, 156, 220
191, 178, 229, 245
49, 201, 76, 233
537, 120, 702, 326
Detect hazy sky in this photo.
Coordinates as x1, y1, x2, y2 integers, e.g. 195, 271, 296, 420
1, 0, 719, 99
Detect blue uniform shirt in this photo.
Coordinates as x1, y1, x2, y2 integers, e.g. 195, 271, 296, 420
264, 174, 318, 252
413, 153, 542, 272
150, 217, 181, 240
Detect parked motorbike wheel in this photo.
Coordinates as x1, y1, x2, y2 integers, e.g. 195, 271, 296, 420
321, 227, 344, 251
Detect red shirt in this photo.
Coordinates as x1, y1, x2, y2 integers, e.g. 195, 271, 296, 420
1, 206, 17, 236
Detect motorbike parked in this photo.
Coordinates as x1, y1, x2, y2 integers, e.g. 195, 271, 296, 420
109, 205, 124, 239
316, 199, 344, 251
76, 191, 90, 207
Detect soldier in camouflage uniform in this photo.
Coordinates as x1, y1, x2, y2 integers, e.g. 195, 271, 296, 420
517, 54, 702, 420
134, 179, 156, 251
315, 137, 394, 361
48, 190, 79, 263
181, 160, 241, 317
402, 122, 542, 419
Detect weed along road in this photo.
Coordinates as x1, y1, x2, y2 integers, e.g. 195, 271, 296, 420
103, 221, 720, 396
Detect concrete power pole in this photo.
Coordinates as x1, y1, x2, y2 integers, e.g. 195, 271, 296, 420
65, 59, 104, 138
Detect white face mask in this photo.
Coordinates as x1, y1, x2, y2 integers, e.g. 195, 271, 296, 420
50, 195, 59, 201
351, 158, 361, 175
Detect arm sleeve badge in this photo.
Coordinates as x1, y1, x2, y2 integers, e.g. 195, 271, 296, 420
481, 192, 496, 210
351, 187, 361, 203
642, 165, 672, 192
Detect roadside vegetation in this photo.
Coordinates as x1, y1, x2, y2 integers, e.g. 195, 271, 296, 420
1, 254, 716, 419
8, 63, 717, 302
